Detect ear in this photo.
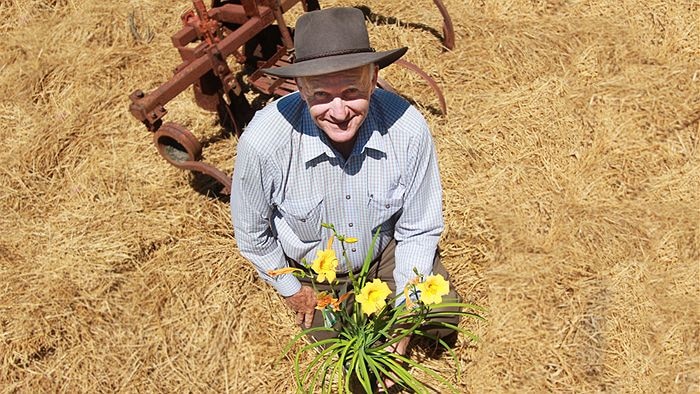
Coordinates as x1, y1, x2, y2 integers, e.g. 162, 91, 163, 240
370, 64, 379, 94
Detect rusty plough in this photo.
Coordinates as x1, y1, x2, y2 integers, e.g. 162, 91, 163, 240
128, 0, 453, 194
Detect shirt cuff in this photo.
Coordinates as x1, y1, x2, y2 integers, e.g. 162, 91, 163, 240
273, 274, 302, 297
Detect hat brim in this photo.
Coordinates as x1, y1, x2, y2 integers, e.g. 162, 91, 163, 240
261, 47, 407, 78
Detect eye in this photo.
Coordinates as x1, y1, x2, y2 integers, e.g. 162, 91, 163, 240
342, 88, 363, 100
312, 91, 331, 102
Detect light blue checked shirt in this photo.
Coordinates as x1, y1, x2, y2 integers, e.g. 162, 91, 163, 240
230, 89, 443, 298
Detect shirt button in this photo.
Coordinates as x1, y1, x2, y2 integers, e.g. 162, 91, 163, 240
352, 248, 357, 252
348, 223, 353, 227
346, 195, 351, 199
301, 219, 306, 222
385, 204, 391, 209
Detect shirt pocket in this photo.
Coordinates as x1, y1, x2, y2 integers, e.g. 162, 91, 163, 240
368, 183, 406, 234
278, 195, 324, 242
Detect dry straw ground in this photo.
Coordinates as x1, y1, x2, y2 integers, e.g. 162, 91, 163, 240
1, 0, 698, 392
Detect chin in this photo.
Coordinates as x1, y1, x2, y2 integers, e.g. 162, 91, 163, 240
329, 130, 358, 142
322, 125, 354, 138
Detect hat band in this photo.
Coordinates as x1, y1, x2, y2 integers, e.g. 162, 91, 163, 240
294, 47, 376, 63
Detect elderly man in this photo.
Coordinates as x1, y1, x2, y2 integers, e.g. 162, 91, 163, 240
230, 6, 459, 370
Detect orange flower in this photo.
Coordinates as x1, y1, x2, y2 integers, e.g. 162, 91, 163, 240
315, 292, 335, 310
330, 292, 352, 312
267, 267, 303, 277
403, 276, 422, 309
315, 291, 352, 312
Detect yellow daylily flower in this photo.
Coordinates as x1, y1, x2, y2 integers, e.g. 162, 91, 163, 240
344, 237, 358, 243
311, 238, 338, 283
267, 267, 303, 277
356, 279, 392, 315
416, 274, 450, 305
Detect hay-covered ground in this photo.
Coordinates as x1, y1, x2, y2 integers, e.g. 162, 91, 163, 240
1, 0, 698, 392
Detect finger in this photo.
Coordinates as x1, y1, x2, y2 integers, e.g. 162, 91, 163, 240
383, 376, 395, 389
303, 310, 314, 328
296, 312, 304, 326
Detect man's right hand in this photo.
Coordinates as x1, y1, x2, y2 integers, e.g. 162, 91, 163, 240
284, 285, 317, 328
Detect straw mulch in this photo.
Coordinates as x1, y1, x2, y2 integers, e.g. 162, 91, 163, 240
1, 0, 698, 392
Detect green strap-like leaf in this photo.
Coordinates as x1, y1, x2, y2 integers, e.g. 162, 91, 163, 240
391, 350, 462, 393
364, 355, 392, 393
356, 228, 381, 288
305, 343, 344, 390
372, 355, 427, 393
355, 350, 374, 393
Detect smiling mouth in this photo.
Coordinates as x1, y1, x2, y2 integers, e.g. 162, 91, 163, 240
329, 118, 352, 130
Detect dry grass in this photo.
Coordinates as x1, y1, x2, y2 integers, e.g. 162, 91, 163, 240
1, 0, 698, 392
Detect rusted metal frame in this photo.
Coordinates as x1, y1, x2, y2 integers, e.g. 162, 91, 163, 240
271, 0, 294, 49
206, 42, 246, 135
248, 46, 289, 95
391, 59, 447, 115
153, 122, 233, 194
130, 1, 312, 195
172, 4, 263, 63
206, 43, 238, 95
171, 4, 250, 50
278, 0, 304, 13
241, 0, 260, 17
433, 0, 455, 50
210, 4, 250, 25
263, 73, 287, 95
172, 24, 198, 49
192, 0, 220, 45
129, 10, 275, 130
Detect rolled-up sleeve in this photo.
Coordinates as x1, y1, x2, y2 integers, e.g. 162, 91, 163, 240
393, 118, 443, 298
231, 136, 301, 297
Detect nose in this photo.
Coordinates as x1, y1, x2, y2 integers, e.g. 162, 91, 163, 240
327, 96, 347, 119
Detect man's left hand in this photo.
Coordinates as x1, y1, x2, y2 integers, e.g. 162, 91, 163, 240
284, 285, 317, 328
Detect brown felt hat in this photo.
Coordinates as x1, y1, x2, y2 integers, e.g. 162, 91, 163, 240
262, 7, 407, 78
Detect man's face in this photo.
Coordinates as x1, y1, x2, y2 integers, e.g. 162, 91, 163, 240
297, 65, 378, 151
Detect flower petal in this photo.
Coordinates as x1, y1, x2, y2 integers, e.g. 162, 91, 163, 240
267, 267, 303, 277
356, 279, 391, 315
416, 274, 450, 305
